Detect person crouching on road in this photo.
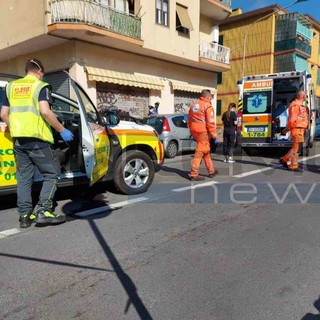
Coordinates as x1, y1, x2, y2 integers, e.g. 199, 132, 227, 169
0, 58, 74, 228
279, 90, 309, 172
187, 89, 218, 181
222, 102, 237, 163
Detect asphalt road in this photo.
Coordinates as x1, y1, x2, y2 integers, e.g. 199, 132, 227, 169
1, 143, 320, 319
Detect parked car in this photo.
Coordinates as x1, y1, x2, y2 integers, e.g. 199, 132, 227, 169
144, 114, 194, 158
145, 114, 219, 158
0, 73, 164, 195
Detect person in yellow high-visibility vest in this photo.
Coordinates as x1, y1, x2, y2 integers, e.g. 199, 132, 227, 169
1, 59, 74, 228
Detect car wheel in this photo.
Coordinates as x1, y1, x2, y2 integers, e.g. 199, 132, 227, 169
165, 141, 178, 158
113, 150, 155, 195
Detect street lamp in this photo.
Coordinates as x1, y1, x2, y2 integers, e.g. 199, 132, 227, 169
241, 0, 308, 79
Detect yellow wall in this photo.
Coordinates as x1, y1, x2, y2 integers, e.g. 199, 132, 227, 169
309, 25, 320, 102
217, 14, 276, 124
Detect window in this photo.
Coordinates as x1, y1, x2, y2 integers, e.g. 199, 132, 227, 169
0, 87, 4, 119
176, 4, 193, 36
243, 91, 272, 114
317, 68, 320, 86
156, 0, 169, 27
217, 72, 222, 84
216, 100, 221, 116
0, 87, 4, 108
146, 116, 164, 134
218, 35, 223, 45
172, 116, 188, 128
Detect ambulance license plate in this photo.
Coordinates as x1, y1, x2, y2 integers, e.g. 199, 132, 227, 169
247, 127, 265, 132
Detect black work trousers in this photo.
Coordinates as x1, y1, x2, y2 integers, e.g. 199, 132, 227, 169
14, 146, 60, 217
223, 129, 236, 157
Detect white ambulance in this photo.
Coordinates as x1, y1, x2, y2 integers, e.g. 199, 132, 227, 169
236, 71, 316, 156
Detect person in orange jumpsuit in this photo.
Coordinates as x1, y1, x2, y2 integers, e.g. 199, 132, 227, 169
188, 89, 218, 181
279, 90, 309, 171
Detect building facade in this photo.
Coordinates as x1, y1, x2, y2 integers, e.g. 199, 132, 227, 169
0, 0, 232, 118
306, 15, 320, 108
218, 5, 320, 126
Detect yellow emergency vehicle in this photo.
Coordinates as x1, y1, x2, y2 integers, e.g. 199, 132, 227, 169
0, 73, 164, 195
236, 71, 316, 156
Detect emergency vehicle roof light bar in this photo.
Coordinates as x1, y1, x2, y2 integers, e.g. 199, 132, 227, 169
242, 0, 308, 78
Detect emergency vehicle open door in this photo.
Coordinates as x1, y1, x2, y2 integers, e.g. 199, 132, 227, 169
68, 75, 110, 186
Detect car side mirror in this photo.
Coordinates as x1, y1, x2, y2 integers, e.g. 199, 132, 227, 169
102, 111, 120, 126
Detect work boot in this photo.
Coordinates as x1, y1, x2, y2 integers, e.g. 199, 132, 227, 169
19, 212, 37, 228
209, 170, 219, 178
35, 210, 66, 225
279, 158, 288, 168
189, 175, 205, 181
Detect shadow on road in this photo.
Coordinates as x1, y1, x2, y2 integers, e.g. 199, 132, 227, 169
1, 201, 153, 319
88, 219, 153, 319
301, 296, 320, 319
160, 165, 190, 180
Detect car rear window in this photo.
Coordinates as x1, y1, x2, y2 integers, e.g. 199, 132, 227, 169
146, 117, 164, 134
172, 116, 188, 128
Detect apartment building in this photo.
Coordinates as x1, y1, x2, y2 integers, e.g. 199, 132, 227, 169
218, 5, 319, 125
0, 0, 231, 118
306, 14, 320, 107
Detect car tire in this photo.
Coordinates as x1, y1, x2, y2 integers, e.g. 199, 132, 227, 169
165, 141, 178, 158
113, 150, 155, 195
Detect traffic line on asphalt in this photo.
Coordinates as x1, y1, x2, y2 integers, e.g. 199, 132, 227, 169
64, 197, 149, 218
172, 153, 320, 192
0, 228, 21, 239
0, 197, 149, 239
233, 166, 273, 178
172, 181, 218, 192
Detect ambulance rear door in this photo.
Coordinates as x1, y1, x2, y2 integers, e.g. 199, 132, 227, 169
242, 79, 273, 145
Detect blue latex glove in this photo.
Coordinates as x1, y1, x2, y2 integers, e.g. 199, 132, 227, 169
215, 139, 219, 145
60, 129, 74, 142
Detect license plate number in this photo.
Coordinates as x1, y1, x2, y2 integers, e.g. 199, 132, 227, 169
247, 127, 265, 132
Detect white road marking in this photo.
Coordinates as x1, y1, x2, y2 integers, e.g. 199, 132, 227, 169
0, 228, 21, 239
2, 153, 320, 238
233, 166, 273, 178
173, 153, 320, 192
0, 197, 149, 239
63, 197, 149, 218
172, 181, 218, 192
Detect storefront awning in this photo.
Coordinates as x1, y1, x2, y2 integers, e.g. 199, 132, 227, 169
170, 80, 216, 94
85, 67, 164, 90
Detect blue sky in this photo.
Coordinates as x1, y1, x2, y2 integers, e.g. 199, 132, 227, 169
231, 0, 320, 22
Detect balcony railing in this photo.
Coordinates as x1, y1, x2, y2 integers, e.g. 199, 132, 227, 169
199, 40, 230, 64
275, 38, 311, 56
49, 0, 141, 39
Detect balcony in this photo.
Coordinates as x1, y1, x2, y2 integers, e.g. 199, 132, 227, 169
49, 0, 141, 39
275, 38, 311, 57
199, 40, 230, 64
200, 0, 232, 21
